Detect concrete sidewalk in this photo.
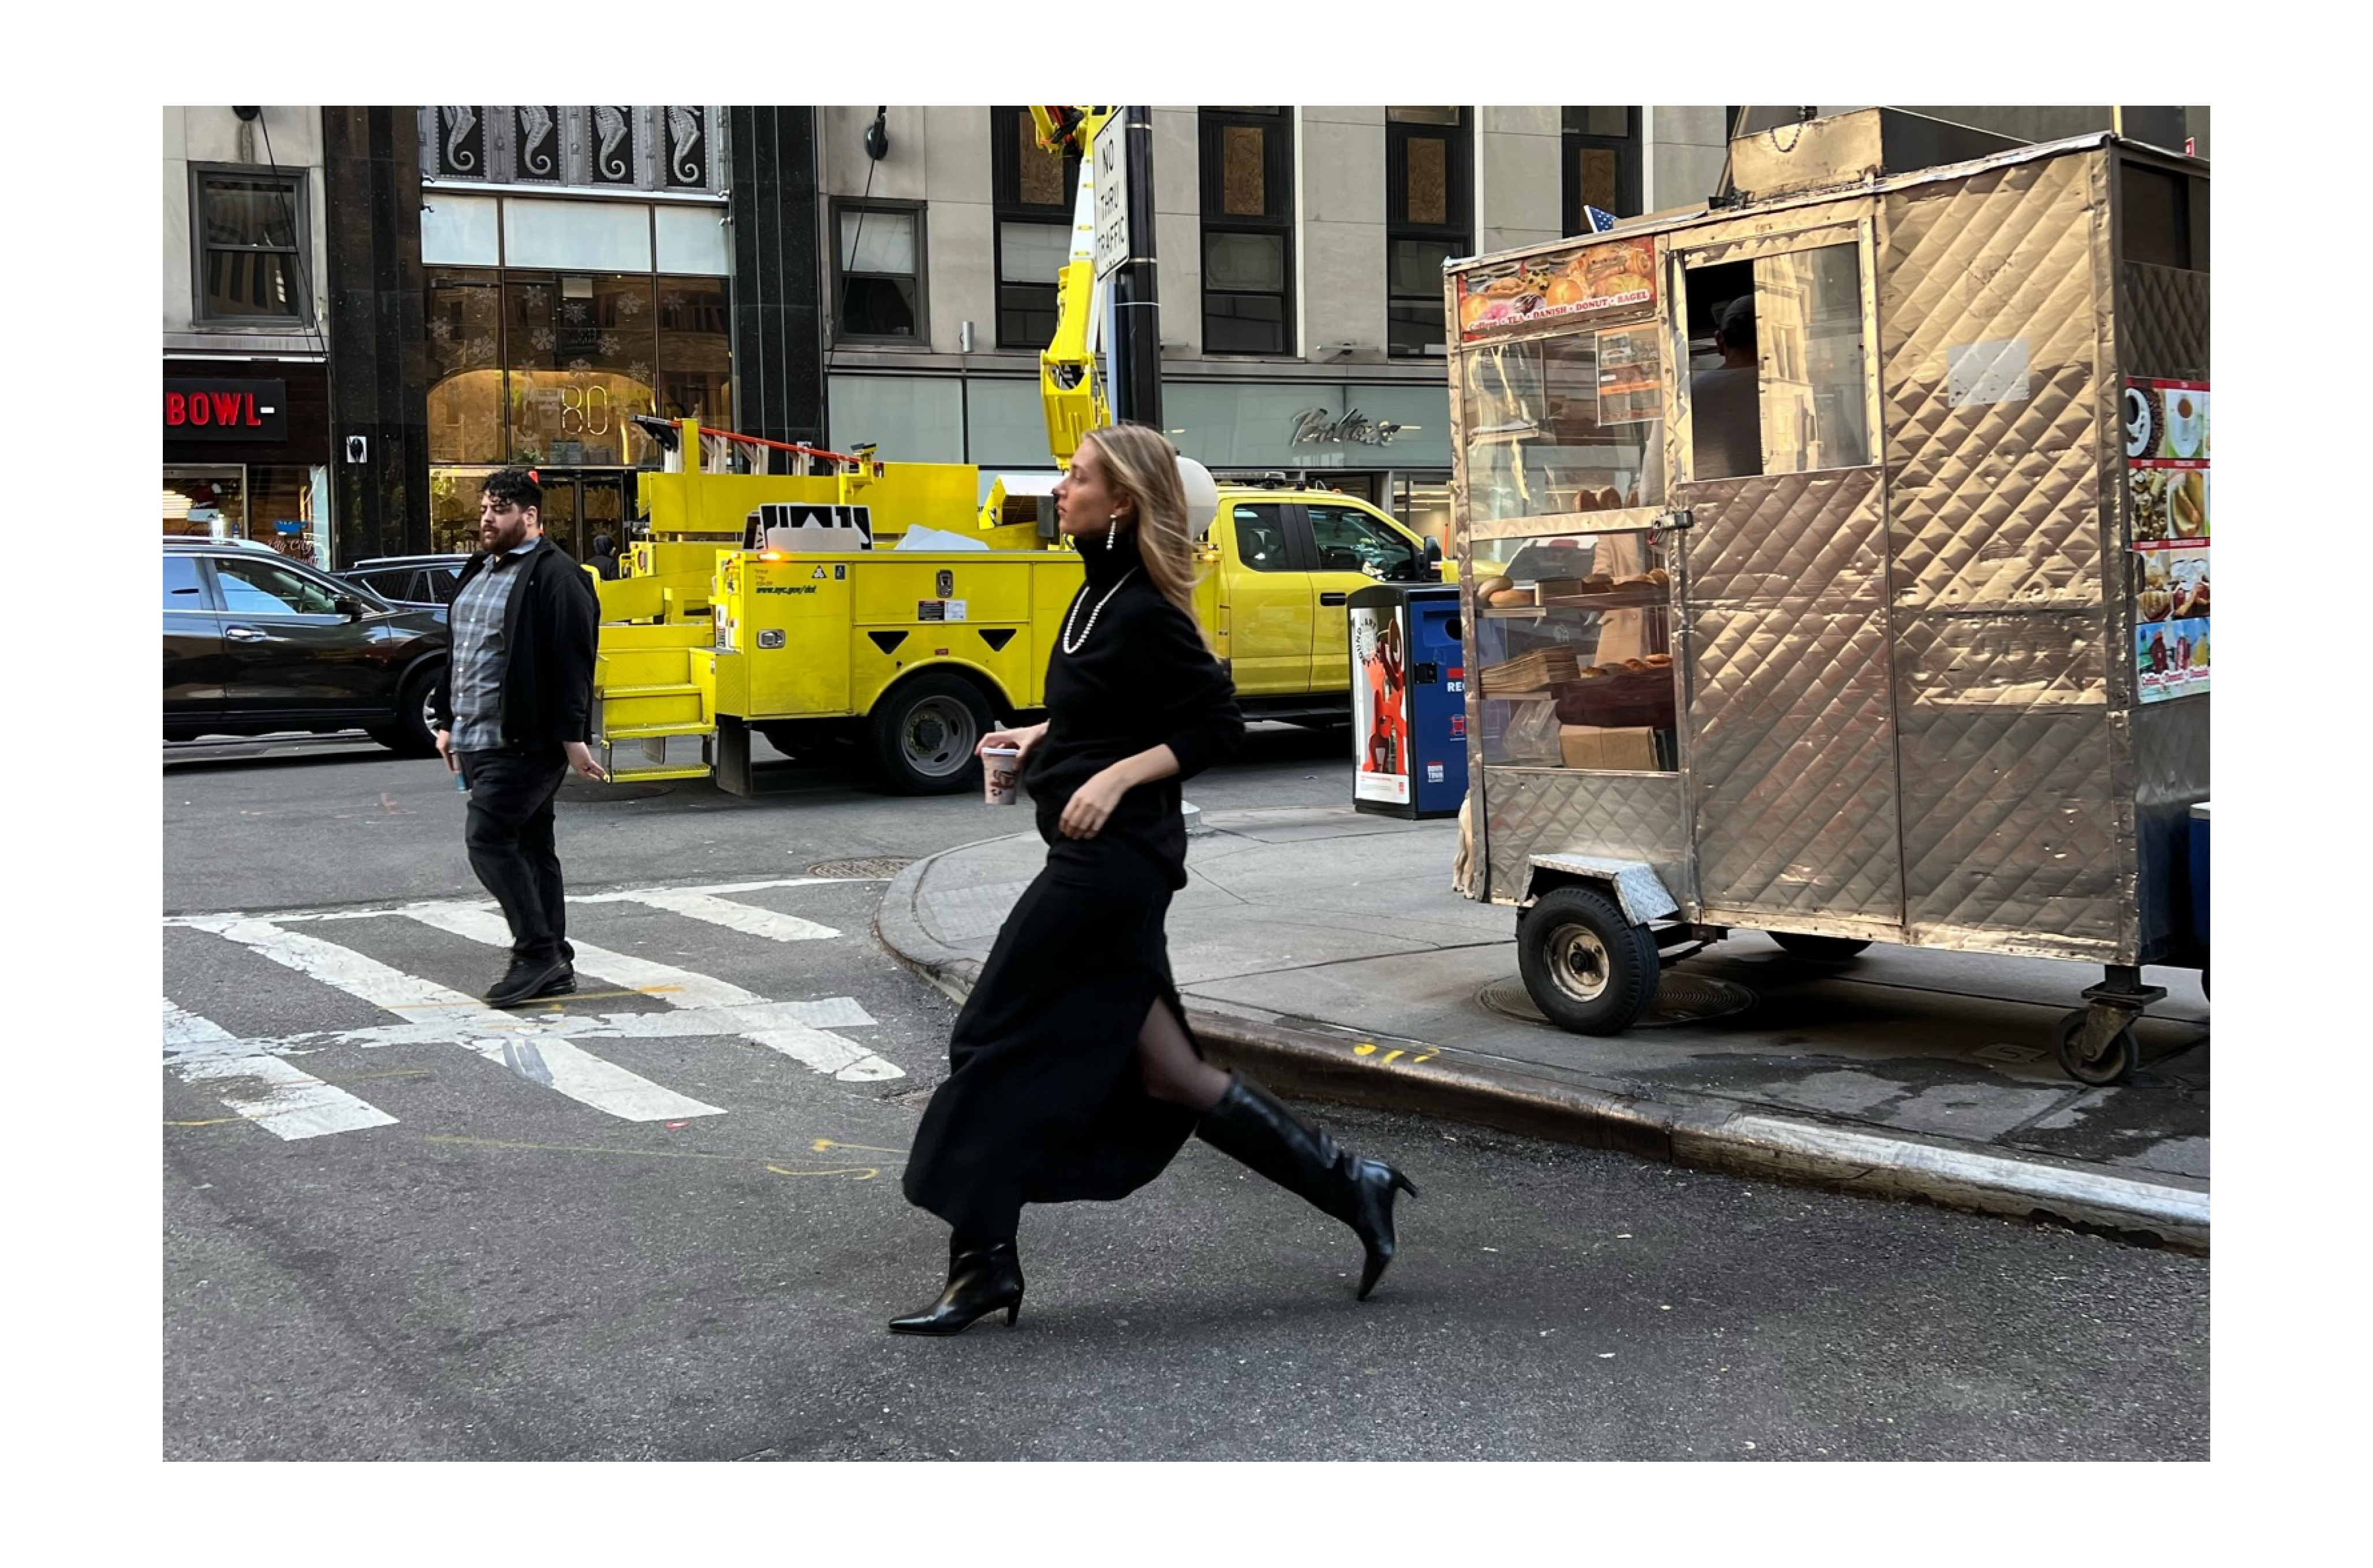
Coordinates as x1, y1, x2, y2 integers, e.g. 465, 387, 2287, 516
876, 804, 2210, 1252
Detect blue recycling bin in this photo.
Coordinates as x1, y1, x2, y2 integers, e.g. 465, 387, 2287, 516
1348, 584, 1469, 820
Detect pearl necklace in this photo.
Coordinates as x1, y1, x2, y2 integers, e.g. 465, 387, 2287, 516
1061, 568, 1137, 654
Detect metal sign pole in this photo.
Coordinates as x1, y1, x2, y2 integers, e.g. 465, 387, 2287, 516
1102, 106, 1162, 429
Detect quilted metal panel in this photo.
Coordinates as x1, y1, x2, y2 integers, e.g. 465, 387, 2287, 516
1676, 469, 1902, 927
1895, 614, 2125, 952
2120, 263, 2210, 381
1484, 769, 1687, 908
1880, 149, 2131, 955
1881, 155, 2107, 614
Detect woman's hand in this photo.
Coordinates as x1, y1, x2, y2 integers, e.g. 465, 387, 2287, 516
978, 721, 1048, 767
1058, 765, 1130, 840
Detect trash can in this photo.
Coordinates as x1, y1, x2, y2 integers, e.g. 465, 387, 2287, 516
1349, 583, 1468, 820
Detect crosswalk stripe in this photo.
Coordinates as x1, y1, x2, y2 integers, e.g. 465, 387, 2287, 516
163, 1000, 398, 1140
401, 904, 902, 1084
181, 919, 725, 1123
589, 888, 839, 943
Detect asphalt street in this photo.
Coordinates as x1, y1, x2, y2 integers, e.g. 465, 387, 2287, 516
162, 727, 2208, 1461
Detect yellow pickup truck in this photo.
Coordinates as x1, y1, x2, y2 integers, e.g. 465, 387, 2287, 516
703, 480, 1439, 794
594, 471, 1440, 795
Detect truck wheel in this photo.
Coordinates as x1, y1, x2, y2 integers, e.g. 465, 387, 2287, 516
368, 661, 444, 757
869, 672, 992, 795
1517, 886, 1661, 1036
1769, 932, 1872, 962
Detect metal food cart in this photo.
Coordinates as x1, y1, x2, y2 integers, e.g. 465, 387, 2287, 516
1444, 110, 2209, 1085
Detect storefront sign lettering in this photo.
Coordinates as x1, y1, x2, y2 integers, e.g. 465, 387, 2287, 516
164, 379, 287, 442
1291, 407, 1405, 447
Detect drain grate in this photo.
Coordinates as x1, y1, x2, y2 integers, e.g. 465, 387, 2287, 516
806, 856, 916, 879
1478, 972, 1755, 1029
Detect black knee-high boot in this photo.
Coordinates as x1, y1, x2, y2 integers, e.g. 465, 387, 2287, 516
887, 1232, 1025, 1336
1196, 1074, 1417, 1300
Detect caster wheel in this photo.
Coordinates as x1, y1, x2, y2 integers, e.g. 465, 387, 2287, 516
2054, 1008, 2138, 1087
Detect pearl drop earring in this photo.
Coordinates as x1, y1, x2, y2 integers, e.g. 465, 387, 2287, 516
1106, 513, 1118, 550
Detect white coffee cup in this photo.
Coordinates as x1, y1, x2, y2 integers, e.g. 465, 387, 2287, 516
982, 745, 1021, 807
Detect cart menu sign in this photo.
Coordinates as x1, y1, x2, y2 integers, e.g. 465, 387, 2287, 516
2126, 378, 2209, 703
1457, 235, 1656, 341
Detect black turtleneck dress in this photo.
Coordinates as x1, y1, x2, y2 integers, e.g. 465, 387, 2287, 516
902, 529, 1245, 1241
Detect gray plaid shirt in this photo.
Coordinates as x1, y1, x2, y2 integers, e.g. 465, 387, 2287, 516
447, 539, 542, 752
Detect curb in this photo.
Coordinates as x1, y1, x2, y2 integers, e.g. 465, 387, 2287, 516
875, 843, 2209, 1256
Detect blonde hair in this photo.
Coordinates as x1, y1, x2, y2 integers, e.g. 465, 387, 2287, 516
1083, 423, 1206, 641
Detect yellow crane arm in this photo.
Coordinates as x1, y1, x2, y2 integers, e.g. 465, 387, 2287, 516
1029, 107, 1116, 469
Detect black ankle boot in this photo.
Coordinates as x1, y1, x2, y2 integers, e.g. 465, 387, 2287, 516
888, 1237, 1024, 1336
1196, 1075, 1418, 1300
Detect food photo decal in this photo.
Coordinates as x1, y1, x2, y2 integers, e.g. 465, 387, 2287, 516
1459, 236, 1657, 338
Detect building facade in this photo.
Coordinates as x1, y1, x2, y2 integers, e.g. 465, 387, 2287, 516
164, 106, 337, 564
177, 106, 2204, 566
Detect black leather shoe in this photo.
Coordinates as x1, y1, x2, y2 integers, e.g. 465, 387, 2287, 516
485, 954, 570, 1008
1196, 1074, 1419, 1300
888, 1238, 1024, 1336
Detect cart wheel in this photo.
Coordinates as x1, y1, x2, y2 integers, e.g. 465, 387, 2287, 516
1517, 886, 1661, 1036
2054, 1008, 2139, 1087
1768, 932, 1872, 962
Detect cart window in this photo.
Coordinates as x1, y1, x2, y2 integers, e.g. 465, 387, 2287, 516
1687, 241, 1871, 479
1469, 524, 1676, 774
1461, 333, 1663, 528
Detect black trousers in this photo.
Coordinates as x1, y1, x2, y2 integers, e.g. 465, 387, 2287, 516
458, 746, 573, 963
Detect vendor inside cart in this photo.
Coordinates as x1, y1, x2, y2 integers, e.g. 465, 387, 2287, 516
1692, 289, 1761, 480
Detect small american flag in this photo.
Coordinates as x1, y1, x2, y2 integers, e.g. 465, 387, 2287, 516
1584, 206, 1619, 234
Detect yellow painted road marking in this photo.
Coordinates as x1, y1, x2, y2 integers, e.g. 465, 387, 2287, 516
165, 1117, 245, 1127
766, 1164, 882, 1181
811, 1138, 906, 1154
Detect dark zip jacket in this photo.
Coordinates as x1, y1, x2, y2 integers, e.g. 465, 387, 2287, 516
430, 538, 599, 747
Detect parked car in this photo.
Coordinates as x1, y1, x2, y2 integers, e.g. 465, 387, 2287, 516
339, 553, 471, 613
164, 540, 451, 755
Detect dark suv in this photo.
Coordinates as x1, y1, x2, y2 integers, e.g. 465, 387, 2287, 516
340, 554, 469, 611
165, 540, 451, 755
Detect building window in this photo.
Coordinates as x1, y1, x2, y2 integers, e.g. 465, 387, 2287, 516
1200, 109, 1294, 356
831, 199, 926, 343
192, 164, 308, 324
1386, 109, 1470, 358
992, 107, 1080, 350
1562, 108, 1641, 233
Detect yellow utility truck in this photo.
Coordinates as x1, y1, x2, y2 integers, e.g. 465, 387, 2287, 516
591, 421, 1440, 794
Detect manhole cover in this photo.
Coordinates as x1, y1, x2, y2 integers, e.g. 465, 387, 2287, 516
1478, 972, 1756, 1028
807, 857, 916, 879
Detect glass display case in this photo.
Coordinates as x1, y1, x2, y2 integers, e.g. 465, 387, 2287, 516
1459, 329, 1665, 530
1467, 524, 1677, 772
